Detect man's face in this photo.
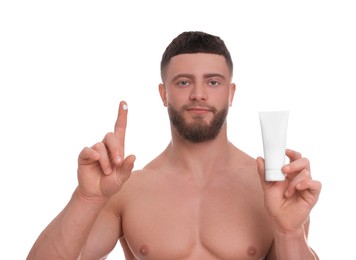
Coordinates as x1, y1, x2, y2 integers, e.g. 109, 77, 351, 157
159, 53, 235, 142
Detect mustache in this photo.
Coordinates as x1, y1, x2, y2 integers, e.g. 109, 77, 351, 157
182, 102, 217, 113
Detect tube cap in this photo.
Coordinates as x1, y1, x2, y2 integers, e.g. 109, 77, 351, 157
265, 170, 285, 182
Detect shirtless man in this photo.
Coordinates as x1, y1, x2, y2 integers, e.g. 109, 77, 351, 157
28, 31, 321, 259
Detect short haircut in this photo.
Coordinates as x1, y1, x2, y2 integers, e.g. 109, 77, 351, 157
160, 31, 233, 80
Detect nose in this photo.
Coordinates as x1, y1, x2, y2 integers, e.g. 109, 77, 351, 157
189, 83, 208, 101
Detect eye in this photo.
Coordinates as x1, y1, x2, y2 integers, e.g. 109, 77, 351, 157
209, 80, 220, 87
178, 80, 190, 87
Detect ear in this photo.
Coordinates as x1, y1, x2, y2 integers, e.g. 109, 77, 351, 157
229, 83, 236, 106
159, 83, 168, 107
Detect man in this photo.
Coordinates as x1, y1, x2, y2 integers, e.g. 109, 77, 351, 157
28, 31, 321, 259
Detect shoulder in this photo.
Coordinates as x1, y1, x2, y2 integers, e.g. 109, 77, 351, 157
229, 143, 258, 169
227, 144, 262, 188
103, 170, 146, 220
113, 168, 160, 202
118, 149, 168, 194
119, 169, 154, 193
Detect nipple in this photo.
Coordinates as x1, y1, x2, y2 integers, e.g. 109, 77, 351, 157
139, 244, 149, 256
247, 246, 257, 257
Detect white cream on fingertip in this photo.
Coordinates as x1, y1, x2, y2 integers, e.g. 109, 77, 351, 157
259, 111, 289, 182
122, 104, 128, 110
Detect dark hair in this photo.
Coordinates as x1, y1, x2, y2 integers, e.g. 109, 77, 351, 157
160, 31, 233, 80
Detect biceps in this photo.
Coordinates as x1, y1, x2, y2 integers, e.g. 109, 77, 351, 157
80, 208, 121, 259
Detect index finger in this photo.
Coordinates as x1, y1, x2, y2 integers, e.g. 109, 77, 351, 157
114, 101, 128, 154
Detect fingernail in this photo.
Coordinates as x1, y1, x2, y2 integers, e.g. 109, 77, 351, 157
122, 104, 128, 110
105, 168, 112, 175
116, 156, 122, 163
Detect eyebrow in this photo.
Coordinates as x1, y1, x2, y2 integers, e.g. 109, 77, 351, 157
171, 73, 226, 82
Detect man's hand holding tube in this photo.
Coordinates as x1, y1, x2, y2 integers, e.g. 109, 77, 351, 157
256, 149, 321, 232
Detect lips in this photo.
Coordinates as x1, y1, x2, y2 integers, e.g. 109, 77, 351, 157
187, 106, 210, 111
186, 106, 212, 115
184, 103, 216, 114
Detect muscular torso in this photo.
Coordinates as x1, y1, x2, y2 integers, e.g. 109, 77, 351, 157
114, 147, 274, 259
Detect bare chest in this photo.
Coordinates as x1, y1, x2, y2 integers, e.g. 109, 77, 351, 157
120, 176, 273, 259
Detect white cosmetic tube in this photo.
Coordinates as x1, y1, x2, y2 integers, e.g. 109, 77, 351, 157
259, 111, 289, 181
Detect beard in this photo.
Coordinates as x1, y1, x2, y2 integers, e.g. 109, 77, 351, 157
168, 103, 228, 143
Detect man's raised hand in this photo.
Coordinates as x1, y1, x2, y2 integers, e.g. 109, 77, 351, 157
77, 101, 136, 200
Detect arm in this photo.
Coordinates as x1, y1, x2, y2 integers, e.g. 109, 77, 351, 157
267, 218, 319, 260
79, 192, 123, 260
257, 149, 321, 260
27, 101, 135, 260
27, 189, 108, 259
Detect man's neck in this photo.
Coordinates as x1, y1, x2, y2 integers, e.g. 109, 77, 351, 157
165, 124, 232, 174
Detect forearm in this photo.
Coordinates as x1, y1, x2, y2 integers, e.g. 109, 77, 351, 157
273, 227, 318, 260
27, 188, 108, 260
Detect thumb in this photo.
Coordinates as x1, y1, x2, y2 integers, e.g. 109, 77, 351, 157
117, 154, 136, 185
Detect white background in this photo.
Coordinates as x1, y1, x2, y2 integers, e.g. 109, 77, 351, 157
1, 1, 355, 259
